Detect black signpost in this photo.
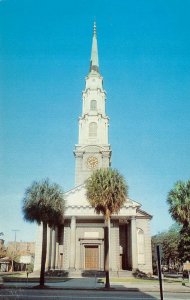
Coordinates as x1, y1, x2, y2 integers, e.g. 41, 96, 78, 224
156, 245, 163, 300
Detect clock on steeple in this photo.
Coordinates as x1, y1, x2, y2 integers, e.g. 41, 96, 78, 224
86, 156, 99, 169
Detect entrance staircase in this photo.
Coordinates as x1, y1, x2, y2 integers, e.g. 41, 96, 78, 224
44, 269, 133, 278
68, 269, 133, 278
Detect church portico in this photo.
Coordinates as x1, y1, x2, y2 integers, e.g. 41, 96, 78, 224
34, 209, 152, 273
34, 187, 152, 274
43, 211, 151, 273
56, 181, 152, 273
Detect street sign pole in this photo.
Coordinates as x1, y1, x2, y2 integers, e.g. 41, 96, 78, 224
156, 245, 163, 300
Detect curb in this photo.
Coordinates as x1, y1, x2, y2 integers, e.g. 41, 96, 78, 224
1, 285, 190, 293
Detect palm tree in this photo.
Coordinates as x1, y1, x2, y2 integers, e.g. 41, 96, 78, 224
22, 179, 64, 287
167, 180, 190, 227
167, 180, 190, 263
86, 168, 128, 288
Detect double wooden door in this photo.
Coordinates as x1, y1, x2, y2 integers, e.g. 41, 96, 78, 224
85, 245, 99, 270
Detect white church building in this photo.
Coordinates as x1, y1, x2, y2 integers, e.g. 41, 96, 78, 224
34, 23, 153, 274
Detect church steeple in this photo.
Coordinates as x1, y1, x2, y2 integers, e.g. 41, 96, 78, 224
74, 23, 111, 186
90, 22, 99, 73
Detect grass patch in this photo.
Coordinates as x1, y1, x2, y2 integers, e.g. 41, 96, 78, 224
1, 272, 26, 278
98, 278, 157, 284
98, 277, 188, 285
1, 273, 72, 283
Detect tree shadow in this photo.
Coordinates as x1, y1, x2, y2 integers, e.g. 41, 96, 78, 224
1, 278, 158, 299
102, 287, 158, 299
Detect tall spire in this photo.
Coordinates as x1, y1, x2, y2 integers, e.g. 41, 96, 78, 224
90, 22, 99, 72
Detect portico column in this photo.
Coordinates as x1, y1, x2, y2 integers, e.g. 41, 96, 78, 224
70, 216, 76, 269
55, 227, 59, 269
51, 227, 56, 269
45, 225, 51, 270
108, 218, 111, 270
131, 216, 138, 270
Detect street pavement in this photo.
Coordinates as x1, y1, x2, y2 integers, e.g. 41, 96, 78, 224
0, 288, 189, 300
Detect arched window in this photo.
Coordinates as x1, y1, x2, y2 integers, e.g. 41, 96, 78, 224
90, 100, 97, 111
89, 122, 97, 137
137, 229, 145, 264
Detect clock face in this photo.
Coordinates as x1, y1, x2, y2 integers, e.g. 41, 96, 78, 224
86, 156, 98, 169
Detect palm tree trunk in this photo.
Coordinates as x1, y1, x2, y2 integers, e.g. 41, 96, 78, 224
40, 222, 47, 286
11, 259, 14, 272
104, 216, 110, 288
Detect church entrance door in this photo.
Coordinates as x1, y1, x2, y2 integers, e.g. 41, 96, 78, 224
85, 245, 99, 270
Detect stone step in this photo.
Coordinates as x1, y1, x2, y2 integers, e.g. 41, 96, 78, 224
68, 270, 133, 278
44, 269, 133, 278
110, 270, 133, 278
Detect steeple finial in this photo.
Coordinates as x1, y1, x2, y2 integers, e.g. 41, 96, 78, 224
93, 21, 97, 36
90, 22, 99, 72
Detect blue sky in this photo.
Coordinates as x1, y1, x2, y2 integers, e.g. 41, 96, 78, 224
0, 0, 190, 243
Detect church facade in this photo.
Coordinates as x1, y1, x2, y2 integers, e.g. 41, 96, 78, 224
34, 24, 153, 274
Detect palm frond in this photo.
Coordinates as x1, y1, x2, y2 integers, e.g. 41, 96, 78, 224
86, 168, 128, 218
22, 178, 65, 226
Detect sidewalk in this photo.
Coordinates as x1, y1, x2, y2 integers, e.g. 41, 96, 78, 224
1, 277, 190, 293
110, 280, 190, 293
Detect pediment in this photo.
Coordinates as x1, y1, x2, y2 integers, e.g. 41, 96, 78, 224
64, 184, 141, 209
136, 208, 152, 219
64, 184, 88, 207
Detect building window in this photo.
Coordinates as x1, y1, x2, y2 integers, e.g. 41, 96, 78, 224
137, 229, 145, 264
90, 100, 97, 111
89, 122, 97, 137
